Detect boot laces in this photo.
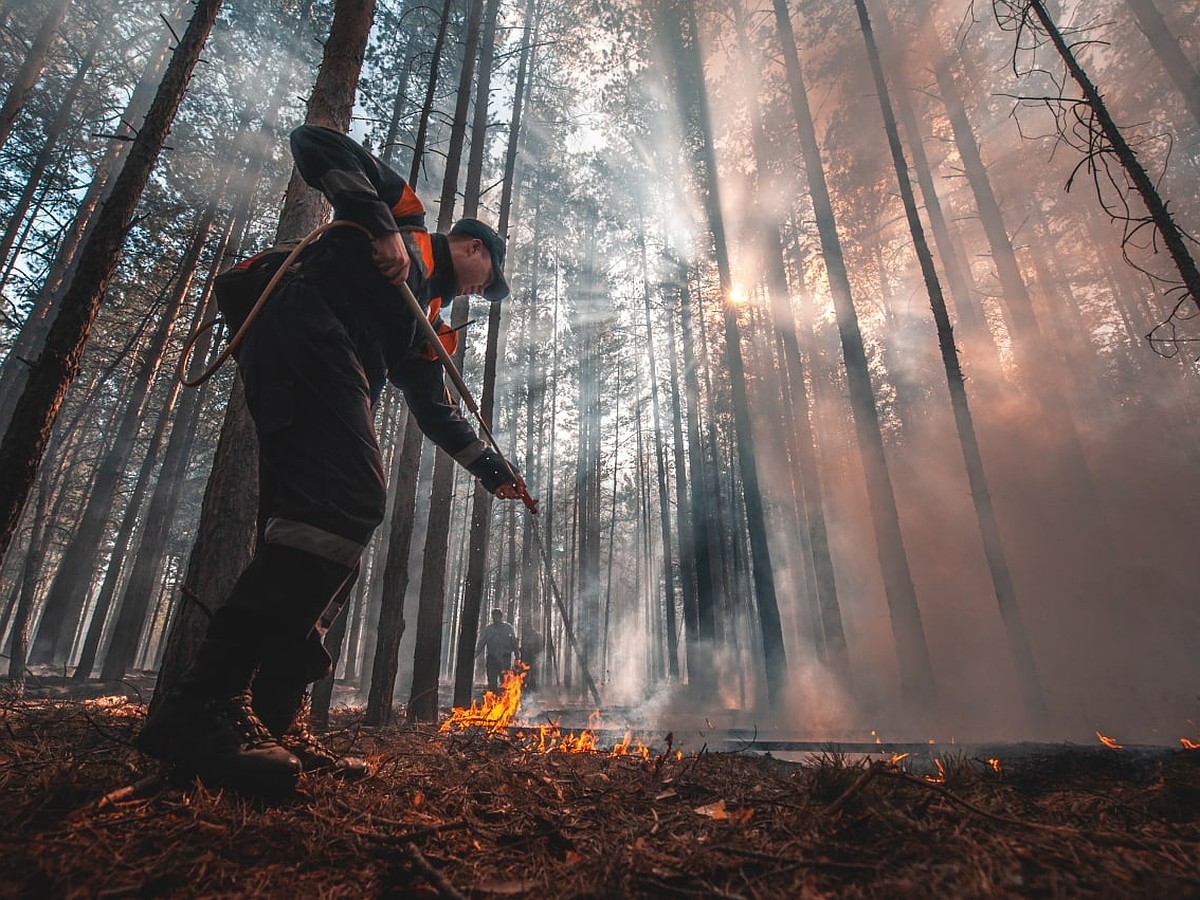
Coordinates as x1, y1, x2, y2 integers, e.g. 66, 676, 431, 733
284, 713, 339, 765
209, 690, 279, 749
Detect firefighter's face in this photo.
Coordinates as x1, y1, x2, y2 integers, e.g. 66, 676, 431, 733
451, 237, 494, 298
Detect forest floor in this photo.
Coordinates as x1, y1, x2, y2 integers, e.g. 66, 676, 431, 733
2, 680, 1200, 898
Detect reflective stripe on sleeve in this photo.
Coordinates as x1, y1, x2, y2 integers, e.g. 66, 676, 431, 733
453, 440, 487, 467
264, 517, 364, 568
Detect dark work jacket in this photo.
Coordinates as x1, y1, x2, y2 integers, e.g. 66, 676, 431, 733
288, 124, 489, 470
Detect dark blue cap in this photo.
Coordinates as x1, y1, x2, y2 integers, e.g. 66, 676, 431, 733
450, 218, 509, 302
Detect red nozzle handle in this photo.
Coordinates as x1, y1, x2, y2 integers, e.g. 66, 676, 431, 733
515, 479, 539, 514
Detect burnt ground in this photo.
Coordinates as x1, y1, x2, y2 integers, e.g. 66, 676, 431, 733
2, 687, 1200, 898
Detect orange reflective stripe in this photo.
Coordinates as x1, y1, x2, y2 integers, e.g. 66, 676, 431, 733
390, 183, 426, 221
411, 230, 435, 273
403, 229, 455, 361
419, 296, 459, 360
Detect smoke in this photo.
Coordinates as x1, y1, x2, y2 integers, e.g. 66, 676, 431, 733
521, 0, 1200, 750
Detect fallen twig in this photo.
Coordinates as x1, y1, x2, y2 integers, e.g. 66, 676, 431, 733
97, 773, 167, 809
404, 842, 466, 900
822, 764, 878, 818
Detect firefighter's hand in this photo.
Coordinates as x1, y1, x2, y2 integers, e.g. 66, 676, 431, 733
372, 232, 410, 287
496, 481, 539, 513
494, 483, 523, 501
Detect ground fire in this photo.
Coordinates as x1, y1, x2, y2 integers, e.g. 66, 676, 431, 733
439, 663, 660, 760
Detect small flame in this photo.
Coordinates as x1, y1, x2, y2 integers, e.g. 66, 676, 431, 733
888, 752, 909, 765
439, 662, 529, 734
871, 730, 881, 745
440, 663, 658, 761
1180, 737, 1200, 751
988, 758, 1002, 774
924, 759, 946, 784
1096, 730, 1123, 751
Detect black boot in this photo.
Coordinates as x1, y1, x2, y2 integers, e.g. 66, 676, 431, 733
138, 639, 302, 795
253, 682, 369, 779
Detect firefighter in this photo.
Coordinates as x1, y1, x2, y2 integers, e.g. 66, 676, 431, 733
139, 124, 522, 792
475, 608, 519, 693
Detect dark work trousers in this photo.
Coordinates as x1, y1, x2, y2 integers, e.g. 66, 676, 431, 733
485, 655, 510, 693
210, 279, 388, 688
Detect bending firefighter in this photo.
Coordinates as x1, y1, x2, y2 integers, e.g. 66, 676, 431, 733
139, 124, 523, 791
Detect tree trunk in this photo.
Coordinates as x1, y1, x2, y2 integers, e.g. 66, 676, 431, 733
405, 0, 485, 722
929, 17, 1117, 550
408, 0, 455, 186
363, 413, 425, 725
435, 0, 483, 231
1026, 0, 1200, 308
1123, 0, 1200, 129
663, 293, 696, 680
857, 0, 1046, 724
70, 198, 229, 683
666, 0, 786, 702
99, 113, 276, 684
6, 467, 55, 692
772, 0, 936, 704
453, 0, 527, 707
639, 230, 680, 679
0, 0, 70, 153
407, 301, 470, 722
0, 0, 223, 576
732, 0, 848, 680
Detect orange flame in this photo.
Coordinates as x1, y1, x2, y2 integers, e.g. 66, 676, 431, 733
988, 758, 1002, 774
1096, 730, 1123, 751
924, 758, 946, 784
440, 663, 658, 760
888, 752, 909, 766
439, 662, 529, 734
1181, 737, 1200, 751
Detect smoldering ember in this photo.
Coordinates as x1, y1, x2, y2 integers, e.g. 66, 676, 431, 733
2, 0, 1200, 896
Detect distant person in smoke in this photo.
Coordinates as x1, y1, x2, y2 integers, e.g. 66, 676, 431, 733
476, 608, 519, 693
138, 123, 521, 794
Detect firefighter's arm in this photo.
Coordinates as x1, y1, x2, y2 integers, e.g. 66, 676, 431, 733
289, 125, 406, 239
392, 358, 522, 495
